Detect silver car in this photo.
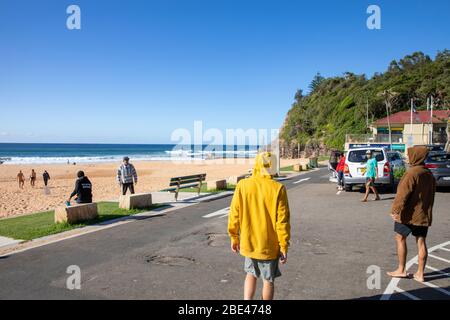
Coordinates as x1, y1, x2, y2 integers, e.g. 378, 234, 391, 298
425, 152, 450, 187
386, 151, 406, 171
343, 147, 394, 192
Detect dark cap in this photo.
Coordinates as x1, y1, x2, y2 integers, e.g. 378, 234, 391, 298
77, 171, 85, 178
123, 156, 130, 161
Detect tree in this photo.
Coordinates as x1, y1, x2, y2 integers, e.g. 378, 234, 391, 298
309, 73, 325, 92
280, 50, 450, 152
294, 89, 304, 104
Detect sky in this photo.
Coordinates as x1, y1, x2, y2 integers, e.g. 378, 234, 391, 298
0, 0, 449, 144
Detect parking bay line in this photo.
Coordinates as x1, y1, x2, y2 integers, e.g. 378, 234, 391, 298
428, 254, 450, 264
293, 177, 311, 185
202, 207, 229, 219
381, 240, 450, 300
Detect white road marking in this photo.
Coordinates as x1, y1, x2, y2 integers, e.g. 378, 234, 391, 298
202, 207, 229, 219
394, 287, 420, 300
293, 177, 311, 184
381, 240, 450, 300
417, 279, 450, 296
439, 247, 450, 252
425, 265, 450, 277
428, 254, 450, 264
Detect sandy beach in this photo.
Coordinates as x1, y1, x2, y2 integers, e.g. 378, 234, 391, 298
0, 158, 301, 218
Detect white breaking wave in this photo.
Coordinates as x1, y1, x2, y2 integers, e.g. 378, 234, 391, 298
2, 155, 204, 165
2, 150, 258, 165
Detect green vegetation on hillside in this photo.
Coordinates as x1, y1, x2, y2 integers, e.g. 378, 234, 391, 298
281, 50, 450, 151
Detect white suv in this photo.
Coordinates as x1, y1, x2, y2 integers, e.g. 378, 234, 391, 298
343, 147, 394, 192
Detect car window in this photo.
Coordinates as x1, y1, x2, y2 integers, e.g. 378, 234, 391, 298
348, 150, 385, 163
389, 153, 401, 161
427, 153, 450, 163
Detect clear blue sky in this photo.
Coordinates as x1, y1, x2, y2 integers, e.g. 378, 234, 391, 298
0, 0, 449, 144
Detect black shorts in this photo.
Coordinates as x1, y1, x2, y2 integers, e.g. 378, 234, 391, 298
394, 222, 428, 238
366, 177, 375, 187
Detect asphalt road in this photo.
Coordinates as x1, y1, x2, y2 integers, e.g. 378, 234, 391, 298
0, 167, 449, 300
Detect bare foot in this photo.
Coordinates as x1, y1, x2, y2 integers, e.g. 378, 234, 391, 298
413, 273, 425, 282
387, 270, 409, 278
374, 197, 381, 201
361, 199, 368, 202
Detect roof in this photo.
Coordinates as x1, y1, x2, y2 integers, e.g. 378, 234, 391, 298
374, 110, 450, 125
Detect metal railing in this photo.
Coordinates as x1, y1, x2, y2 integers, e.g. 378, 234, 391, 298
346, 133, 447, 145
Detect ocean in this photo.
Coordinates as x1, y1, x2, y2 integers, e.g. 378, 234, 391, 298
0, 143, 259, 164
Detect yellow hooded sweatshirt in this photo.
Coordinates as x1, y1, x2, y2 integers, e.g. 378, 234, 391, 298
228, 152, 291, 260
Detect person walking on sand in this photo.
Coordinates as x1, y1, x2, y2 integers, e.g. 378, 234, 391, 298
17, 170, 25, 189
30, 169, 37, 187
43, 170, 50, 187
387, 146, 436, 283
117, 156, 138, 195
228, 152, 291, 300
361, 150, 380, 202
67, 171, 93, 204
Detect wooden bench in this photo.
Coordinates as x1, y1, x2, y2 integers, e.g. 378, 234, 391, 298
55, 203, 98, 224
162, 174, 206, 201
119, 193, 153, 210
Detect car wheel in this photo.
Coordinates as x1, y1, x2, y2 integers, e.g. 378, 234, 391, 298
344, 184, 352, 192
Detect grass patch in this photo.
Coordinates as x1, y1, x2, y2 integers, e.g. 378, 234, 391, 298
179, 183, 236, 193
318, 155, 329, 162
0, 202, 164, 241
280, 165, 294, 172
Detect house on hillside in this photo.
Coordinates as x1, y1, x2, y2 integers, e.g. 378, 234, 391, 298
345, 110, 449, 152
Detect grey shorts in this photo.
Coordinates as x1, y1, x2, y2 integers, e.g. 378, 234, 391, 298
244, 257, 281, 282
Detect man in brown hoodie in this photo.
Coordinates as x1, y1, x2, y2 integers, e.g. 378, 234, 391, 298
387, 146, 436, 282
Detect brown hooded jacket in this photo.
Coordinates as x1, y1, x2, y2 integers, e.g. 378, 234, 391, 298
391, 146, 436, 227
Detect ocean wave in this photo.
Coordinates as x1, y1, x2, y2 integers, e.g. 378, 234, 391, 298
1, 151, 257, 165
1, 155, 206, 165
0, 146, 259, 165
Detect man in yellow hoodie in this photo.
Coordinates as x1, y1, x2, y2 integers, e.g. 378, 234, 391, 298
228, 152, 291, 300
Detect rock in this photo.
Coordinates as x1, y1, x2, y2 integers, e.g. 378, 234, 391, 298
55, 203, 98, 224
119, 193, 153, 210
206, 179, 227, 191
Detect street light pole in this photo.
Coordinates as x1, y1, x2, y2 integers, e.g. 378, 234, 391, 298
430, 96, 434, 144
385, 97, 392, 147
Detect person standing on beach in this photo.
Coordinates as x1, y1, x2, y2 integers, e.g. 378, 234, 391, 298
228, 152, 291, 300
43, 170, 50, 187
17, 170, 25, 189
387, 146, 436, 283
117, 156, 138, 195
30, 169, 37, 187
67, 171, 93, 204
361, 150, 380, 202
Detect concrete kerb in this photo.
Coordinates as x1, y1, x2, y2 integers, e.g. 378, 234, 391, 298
0, 191, 235, 257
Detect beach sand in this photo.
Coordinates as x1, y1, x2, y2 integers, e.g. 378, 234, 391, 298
0, 158, 301, 218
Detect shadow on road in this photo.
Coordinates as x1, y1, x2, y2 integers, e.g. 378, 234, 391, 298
354, 285, 450, 300
437, 187, 450, 193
